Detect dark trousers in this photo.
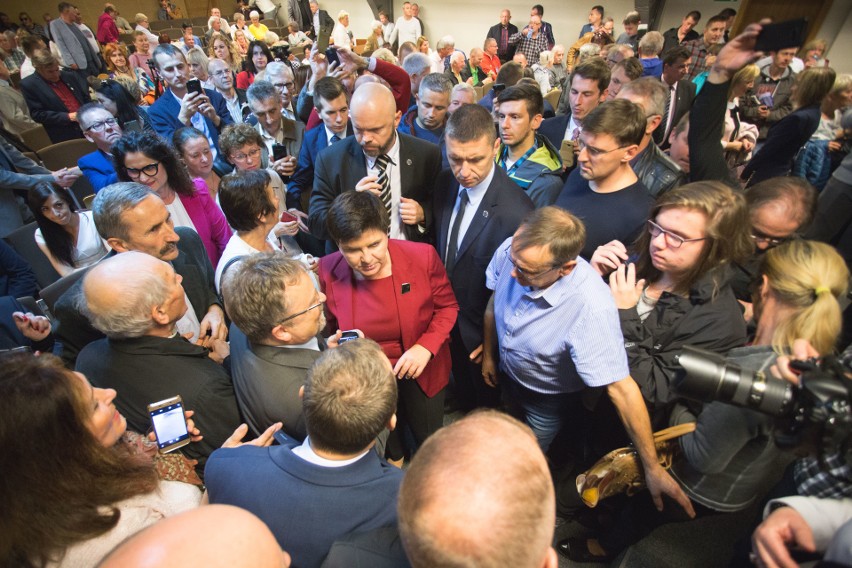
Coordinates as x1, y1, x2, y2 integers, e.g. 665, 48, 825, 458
449, 327, 500, 412
385, 379, 445, 461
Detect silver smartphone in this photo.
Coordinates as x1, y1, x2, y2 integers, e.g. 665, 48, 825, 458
147, 395, 191, 454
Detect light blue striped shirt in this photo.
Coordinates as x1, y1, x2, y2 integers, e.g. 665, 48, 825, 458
486, 237, 629, 394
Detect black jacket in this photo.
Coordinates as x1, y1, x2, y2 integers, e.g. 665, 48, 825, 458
619, 267, 747, 417
486, 22, 518, 62
630, 142, 685, 197
20, 70, 88, 143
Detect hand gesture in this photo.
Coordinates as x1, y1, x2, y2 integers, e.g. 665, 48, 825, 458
752, 506, 815, 568
335, 46, 368, 76
644, 464, 695, 517
52, 167, 81, 188
178, 91, 204, 124
590, 239, 628, 276
399, 197, 424, 226
770, 339, 820, 385
469, 344, 483, 364
147, 409, 203, 443
608, 263, 645, 310
393, 344, 432, 379
289, 208, 310, 233
205, 338, 230, 364
273, 220, 300, 237
272, 155, 297, 178
710, 21, 765, 80
222, 422, 282, 448
12, 312, 51, 342
199, 305, 228, 342
355, 174, 383, 197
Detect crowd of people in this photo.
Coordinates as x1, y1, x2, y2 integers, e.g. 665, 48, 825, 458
1, 2, 852, 567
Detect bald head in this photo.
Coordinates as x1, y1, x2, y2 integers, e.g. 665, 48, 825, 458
350, 83, 399, 157
99, 505, 290, 568
398, 411, 557, 568
83, 252, 184, 339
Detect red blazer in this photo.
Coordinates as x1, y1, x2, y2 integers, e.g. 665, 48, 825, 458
319, 239, 458, 397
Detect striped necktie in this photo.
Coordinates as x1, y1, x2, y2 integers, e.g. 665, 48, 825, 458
374, 153, 393, 229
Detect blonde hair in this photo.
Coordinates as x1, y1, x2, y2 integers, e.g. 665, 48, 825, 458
207, 31, 242, 73
729, 64, 760, 99
759, 240, 848, 354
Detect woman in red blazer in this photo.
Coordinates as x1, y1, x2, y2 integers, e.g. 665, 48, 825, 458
319, 191, 458, 462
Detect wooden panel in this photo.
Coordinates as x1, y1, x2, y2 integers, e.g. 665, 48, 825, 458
732, 0, 833, 46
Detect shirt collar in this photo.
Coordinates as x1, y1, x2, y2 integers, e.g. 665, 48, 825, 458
292, 436, 371, 467
275, 336, 320, 351
365, 132, 400, 168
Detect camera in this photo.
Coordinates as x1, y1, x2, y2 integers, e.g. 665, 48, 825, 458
271, 44, 290, 61
675, 346, 852, 465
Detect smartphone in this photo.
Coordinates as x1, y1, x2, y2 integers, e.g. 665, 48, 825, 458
123, 119, 142, 133
280, 210, 299, 223
186, 78, 204, 96
755, 18, 808, 53
147, 396, 191, 454
325, 46, 340, 67
560, 139, 575, 169
272, 143, 288, 161
339, 330, 359, 343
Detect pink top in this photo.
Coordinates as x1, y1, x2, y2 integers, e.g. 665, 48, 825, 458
179, 179, 233, 268
129, 52, 153, 78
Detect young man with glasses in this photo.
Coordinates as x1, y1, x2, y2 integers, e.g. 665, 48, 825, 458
77, 102, 123, 191
554, 99, 653, 260
482, 205, 694, 522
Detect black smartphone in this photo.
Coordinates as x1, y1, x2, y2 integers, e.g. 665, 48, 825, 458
339, 330, 359, 343
755, 18, 808, 53
272, 143, 288, 161
325, 46, 340, 67
186, 78, 204, 96
148, 395, 191, 454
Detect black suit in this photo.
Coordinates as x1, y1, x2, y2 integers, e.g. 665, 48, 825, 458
655, 79, 696, 149
309, 133, 441, 243
433, 166, 534, 410
20, 70, 88, 143
486, 22, 519, 62
54, 227, 220, 365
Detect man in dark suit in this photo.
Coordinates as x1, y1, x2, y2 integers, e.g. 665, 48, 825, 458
486, 9, 518, 63
307, 0, 334, 51
146, 44, 234, 156
54, 182, 227, 365
20, 49, 88, 143
309, 82, 441, 245
434, 104, 534, 410
655, 46, 696, 150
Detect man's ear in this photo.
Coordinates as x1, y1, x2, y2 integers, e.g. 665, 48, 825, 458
647, 115, 662, 136
151, 304, 170, 326
106, 237, 130, 253
530, 112, 543, 130
271, 324, 293, 344
558, 259, 577, 275
622, 143, 641, 162
393, 109, 402, 128
298, 385, 305, 400
387, 412, 397, 432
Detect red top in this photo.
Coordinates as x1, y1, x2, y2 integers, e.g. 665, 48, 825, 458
48, 80, 81, 113
236, 71, 255, 91
352, 276, 405, 362
97, 12, 119, 44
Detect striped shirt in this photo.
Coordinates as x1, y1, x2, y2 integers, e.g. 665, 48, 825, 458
486, 237, 629, 394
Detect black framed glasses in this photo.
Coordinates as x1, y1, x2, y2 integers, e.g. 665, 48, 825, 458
125, 162, 160, 179
750, 230, 795, 248
647, 219, 708, 249
272, 81, 295, 91
279, 300, 323, 324
84, 117, 119, 132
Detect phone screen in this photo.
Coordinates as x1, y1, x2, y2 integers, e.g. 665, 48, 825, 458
339, 330, 359, 343
150, 400, 190, 452
325, 47, 340, 66
754, 19, 808, 53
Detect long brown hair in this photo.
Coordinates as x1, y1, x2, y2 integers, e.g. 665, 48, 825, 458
0, 354, 158, 567
634, 181, 752, 296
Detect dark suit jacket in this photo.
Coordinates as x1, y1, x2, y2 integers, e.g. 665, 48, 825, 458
460, 65, 488, 87
229, 323, 324, 439
742, 105, 822, 186
538, 113, 570, 152
433, 167, 533, 352
319, 239, 458, 397
78, 149, 117, 192
654, 79, 696, 148
19, 70, 88, 143
54, 227, 220, 365
444, 69, 460, 86
309, 133, 442, 242
314, 9, 335, 51
287, 123, 353, 210
486, 22, 519, 61
146, 87, 234, 152
76, 334, 241, 471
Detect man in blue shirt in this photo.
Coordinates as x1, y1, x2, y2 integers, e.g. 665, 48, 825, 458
483, 206, 694, 516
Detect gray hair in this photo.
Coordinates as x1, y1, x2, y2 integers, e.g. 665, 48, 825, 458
371, 19, 382, 31
419, 72, 453, 97
246, 79, 279, 104
452, 82, 476, 98
221, 252, 306, 343
436, 35, 454, 50
539, 50, 553, 66
92, 182, 155, 241
263, 60, 292, 81
578, 43, 601, 59
638, 30, 664, 56
402, 51, 431, 76
76, 102, 109, 130
620, 76, 668, 117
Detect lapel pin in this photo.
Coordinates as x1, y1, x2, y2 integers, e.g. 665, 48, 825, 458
406, 158, 413, 166
482, 210, 489, 218
401, 283, 411, 294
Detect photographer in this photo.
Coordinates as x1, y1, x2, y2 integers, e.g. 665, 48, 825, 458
568, 239, 848, 562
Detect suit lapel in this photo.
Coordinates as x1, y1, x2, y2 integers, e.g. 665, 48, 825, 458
456, 175, 497, 260
397, 135, 413, 198
437, 179, 459, 262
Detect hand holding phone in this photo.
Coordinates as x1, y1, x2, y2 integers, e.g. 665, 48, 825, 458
325, 46, 340, 67
148, 396, 191, 454
339, 330, 359, 343
272, 143, 288, 162
186, 78, 204, 96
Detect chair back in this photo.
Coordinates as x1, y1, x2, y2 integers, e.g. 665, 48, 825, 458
38, 139, 97, 171
190, 16, 209, 27
149, 20, 172, 31
544, 88, 562, 109
2, 222, 61, 289
18, 125, 53, 152
39, 265, 90, 313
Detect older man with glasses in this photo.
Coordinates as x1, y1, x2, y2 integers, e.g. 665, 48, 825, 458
77, 102, 123, 191
246, 78, 303, 181
209, 58, 250, 125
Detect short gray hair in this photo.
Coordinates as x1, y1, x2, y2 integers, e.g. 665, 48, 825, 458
620, 76, 668, 117
92, 182, 155, 241
436, 36, 454, 50
419, 72, 452, 97
246, 79, 279, 105
452, 82, 476, 98
264, 60, 293, 81
402, 52, 431, 76
639, 30, 664, 56
221, 252, 306, 343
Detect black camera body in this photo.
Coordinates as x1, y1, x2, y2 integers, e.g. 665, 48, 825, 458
675, 346, 852, 466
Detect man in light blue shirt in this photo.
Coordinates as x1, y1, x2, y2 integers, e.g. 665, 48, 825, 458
483, 206, 694, 516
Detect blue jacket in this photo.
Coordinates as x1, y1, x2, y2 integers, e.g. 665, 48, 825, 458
146, 87, 234, 153
287, 123, 353, 211
78, 149, 117, 192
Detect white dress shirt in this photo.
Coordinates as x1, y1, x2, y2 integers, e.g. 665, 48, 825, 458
364, 134, 404, 239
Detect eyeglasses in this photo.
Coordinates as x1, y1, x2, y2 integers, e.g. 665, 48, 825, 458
750, 230, 795, 248
647, 219, 708, 249
577, 140, 627, 158
508, 252, 558, 279
230, 147, 262, 162
84, 117, 119, 132
125, 162, 160, 179
210, 69, 231, 78
279, 300, 323, 324
272, 81, 295, 91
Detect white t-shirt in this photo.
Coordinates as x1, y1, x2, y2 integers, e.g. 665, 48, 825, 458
34, 210, 109, 275
165, 194, 197, 232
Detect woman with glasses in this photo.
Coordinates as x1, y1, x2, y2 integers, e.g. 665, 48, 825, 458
208, 31, 242, 75
236, 40, 271, 90
26, 182, 108, 276
590, 181, 752, 425
89, 78, 154, 132
318, 191, 458, 466
113, 131, 232, 269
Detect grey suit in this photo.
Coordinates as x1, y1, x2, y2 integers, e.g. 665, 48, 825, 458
229, 323, 322, 439
0, 139, 51, 235
49, 19, 100, 73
